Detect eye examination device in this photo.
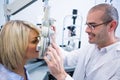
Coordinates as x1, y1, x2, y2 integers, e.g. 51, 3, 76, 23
36, 0, 55, 59
61, 9, 83, 51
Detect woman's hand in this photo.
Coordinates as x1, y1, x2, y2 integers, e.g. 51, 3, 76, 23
44, 43, 67, 80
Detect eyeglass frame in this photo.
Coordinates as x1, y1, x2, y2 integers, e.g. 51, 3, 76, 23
85, 19, 113, 30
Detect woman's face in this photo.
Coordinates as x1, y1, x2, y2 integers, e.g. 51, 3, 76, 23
25, 29, 39, 60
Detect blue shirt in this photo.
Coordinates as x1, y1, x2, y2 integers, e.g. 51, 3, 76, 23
0, 64, 30, 80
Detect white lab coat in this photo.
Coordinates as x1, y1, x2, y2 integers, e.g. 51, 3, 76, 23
62, 41, 120, 80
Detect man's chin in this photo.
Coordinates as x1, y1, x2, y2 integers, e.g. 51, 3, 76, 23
89, 40, 94, 44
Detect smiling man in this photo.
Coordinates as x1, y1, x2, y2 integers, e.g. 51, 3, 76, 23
44, 3, 120, 80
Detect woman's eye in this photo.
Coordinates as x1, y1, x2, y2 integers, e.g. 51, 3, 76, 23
31, 39, 39, 44
31, 36, 40, 44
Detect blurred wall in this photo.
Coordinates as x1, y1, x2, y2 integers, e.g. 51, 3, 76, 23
0, 0, 120, 47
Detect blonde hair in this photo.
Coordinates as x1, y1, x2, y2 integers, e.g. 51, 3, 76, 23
0, 20, 40, 71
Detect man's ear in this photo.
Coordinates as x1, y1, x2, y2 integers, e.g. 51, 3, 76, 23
108, 20, 117, 32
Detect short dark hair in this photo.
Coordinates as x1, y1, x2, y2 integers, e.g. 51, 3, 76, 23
89, 3, 119, 26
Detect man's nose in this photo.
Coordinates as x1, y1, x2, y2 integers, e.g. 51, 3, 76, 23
85, 26, 92, 33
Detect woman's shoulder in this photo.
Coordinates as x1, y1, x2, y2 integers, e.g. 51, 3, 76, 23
0, 64, 24, 80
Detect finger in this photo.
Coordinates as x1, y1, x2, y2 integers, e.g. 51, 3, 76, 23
44, 53, 53, 65
45, 46, 65, 76
51, 43, 62, 57
45, 50, 57, 64
47, 44, 63, 66
44, 55, 50, 64
47, 45, 60, 62
51, 26, 56, 32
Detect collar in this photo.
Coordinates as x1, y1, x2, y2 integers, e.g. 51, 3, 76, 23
96, 41, 120, 54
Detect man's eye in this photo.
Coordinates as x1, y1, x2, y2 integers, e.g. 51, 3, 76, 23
91, 24, 96, 28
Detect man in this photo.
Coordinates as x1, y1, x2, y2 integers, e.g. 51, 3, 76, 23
44, 3, 120, 80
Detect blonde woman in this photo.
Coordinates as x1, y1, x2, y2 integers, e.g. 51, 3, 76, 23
0, 20, 40, 80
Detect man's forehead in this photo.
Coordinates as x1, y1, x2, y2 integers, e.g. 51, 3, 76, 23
87, 10, 104, 21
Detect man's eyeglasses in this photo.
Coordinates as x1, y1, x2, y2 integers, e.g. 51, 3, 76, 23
86, 20, 112, 30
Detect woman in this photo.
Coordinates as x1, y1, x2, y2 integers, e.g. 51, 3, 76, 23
0, 20, 40, 80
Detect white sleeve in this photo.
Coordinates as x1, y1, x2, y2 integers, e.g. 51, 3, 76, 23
65, 75, 74, 80
59, 47, 80, 67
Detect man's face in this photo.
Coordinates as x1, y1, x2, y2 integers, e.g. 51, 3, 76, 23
85, 10, 110, 47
